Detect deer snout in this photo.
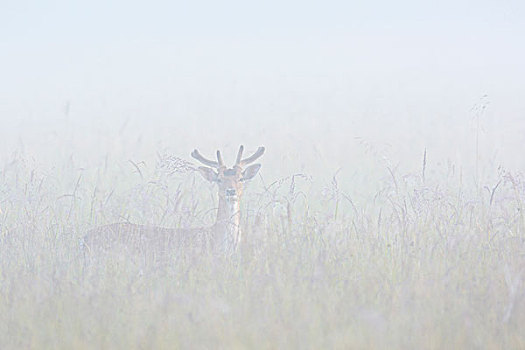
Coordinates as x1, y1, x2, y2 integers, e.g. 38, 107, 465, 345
226, 189, 237, 197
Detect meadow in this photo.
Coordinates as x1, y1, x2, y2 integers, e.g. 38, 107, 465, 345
2, 0, 524, 347
0, 122, 523, 349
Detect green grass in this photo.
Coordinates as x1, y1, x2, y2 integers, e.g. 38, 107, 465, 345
0, 146, 524, 350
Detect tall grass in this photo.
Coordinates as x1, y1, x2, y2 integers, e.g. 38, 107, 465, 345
0, 143, 524, 349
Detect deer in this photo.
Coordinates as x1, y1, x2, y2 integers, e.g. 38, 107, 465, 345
81, 145, 265, 259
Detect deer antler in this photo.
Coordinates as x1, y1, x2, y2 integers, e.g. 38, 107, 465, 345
216, 150, 224, 167
237, 146, 265, 167
194, 146, 265, 168
235, 145, 244, 165
191, 149, 220, 168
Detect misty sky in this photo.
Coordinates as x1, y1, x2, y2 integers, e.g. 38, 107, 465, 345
1, 0, 524, 169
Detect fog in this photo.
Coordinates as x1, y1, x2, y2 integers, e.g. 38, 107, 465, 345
2, 1, 524, 166
1, 1, 525, 348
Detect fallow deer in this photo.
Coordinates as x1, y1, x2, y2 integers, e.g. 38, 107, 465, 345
82, 145, 264, 257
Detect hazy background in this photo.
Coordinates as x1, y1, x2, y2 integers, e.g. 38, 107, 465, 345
1, 0, 524, 177
2, 2, 525, 348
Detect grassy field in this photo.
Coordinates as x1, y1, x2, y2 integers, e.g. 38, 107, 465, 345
2, 0, 523, 347
0, 135, 524, 350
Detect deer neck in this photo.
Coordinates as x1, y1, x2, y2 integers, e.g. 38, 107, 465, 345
215, 196, 242, 250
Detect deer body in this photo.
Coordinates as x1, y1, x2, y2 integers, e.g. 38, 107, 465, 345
82, 145, 264, 256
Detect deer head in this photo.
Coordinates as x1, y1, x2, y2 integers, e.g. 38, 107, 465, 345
192, 145, 264, 251
192, 145, 264, 204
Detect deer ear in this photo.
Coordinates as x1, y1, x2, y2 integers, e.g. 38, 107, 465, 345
242, 164, 261, 181
197, 166, 218, 182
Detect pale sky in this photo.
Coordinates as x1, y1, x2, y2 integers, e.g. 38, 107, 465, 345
1, 0, 524, 169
